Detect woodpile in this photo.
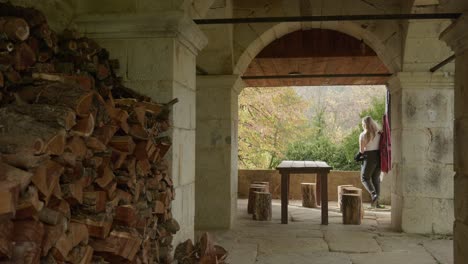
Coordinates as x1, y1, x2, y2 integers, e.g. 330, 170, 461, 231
174, 233, 227, 264
0, 3, 182, 264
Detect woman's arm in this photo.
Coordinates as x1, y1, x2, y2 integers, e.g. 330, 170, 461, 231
359, 133, 365, 153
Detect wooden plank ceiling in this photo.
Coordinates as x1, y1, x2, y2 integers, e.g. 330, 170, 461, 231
242, 29, 391, 87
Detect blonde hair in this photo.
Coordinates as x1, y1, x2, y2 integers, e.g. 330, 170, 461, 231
362, 116, 380, 145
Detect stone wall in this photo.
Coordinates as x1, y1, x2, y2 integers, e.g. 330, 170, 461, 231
238, 169, 394, 204
389, 73, 454, 235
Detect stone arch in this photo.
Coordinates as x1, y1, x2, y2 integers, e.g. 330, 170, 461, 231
233, 21, 401, 80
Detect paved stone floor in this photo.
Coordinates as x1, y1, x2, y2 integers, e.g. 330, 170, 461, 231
205, 199, 453, 264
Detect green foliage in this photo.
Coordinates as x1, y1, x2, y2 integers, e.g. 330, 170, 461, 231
238, 87, 386, 171
285, 96, 386, 171
238, 87, 310, 169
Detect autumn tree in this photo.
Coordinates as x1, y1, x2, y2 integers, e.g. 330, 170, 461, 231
238, 87, 309, 169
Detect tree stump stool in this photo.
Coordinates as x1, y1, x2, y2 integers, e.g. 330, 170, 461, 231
253, 191, 272, 221
252, 181, 270, 192
337, 185, 353, 211
342, 186, 364, 218
342, 193, 363, 225
300, 183, 317, 208
247, 184, 268, 214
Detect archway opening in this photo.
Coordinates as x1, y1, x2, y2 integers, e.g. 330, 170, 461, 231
237, 28, 392, 223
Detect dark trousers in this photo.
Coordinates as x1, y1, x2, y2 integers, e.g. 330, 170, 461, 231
361, 150, 381, 197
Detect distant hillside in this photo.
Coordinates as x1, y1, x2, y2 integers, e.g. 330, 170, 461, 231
294, 85, 387, 141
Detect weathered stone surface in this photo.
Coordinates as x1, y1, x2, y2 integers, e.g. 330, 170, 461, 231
402, 89, 452, 128
257, 252, 352, 264
402, 196, 433, 234
128, 38, 173, 81
423, 239, 454, 264
432, 198, 455, 234
324, 230, 381, 253
402, 164, 454, 199
376, 235, 429, 252
350, 251, 437, 264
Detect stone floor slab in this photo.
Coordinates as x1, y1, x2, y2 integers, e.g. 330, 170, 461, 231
324, 230, 382, 253
423, 239, 454, 264
350, 251, 438, 264
207, 200, 453, 264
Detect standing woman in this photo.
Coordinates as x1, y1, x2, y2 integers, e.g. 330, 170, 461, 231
359, 116, 382, 207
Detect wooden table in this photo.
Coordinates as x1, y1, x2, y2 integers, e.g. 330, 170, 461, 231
276, 160, 332, 225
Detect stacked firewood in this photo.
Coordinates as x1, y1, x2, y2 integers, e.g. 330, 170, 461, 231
174, 233, 228, 264
0, 3, 180, 264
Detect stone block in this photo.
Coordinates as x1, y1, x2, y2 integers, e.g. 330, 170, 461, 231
402, 164, 454, 199
172, 183, 195, 246
454, 221, 468, 264
272, 23, 290, 39
173, 42, 196, 90
128, 38, 174, 81
391, 193, 403, 231
390, 163, 403, 196
233, 24, 262, 55
427, 128, 453, 164
404, 38, 453, 64
196, 86, 232, 120
172, 84, 195, 130
391, 129, 402, 163
454, 174, 468, 224
171, 128, 196, 187
196, 119, 232, 151
323, 230, 381, 253
432, 198, 454, 234
135, 0, 175, 12
95, 39, 128, 80
401, 196, 433, 234
402, 89, 452, 127
401, 129, 431, 164
407, 20, 452, 39
124, 80, 172, 102
76, 0, 137, 15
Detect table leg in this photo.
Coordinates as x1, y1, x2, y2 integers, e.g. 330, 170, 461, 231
281, 172, 289, 224
316, 174, 321, 206
320, 172, 328, 225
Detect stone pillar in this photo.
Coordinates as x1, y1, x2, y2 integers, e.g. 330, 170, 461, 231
75, 12, 207, 244
388, 72, 454, 234
440, 13, 468, 264
195, 75, 243, 230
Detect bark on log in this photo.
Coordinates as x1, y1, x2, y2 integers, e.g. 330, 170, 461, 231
253, 191, 272, 221
13, 42, 36, 71
337, 185, 353, 212
5, 104, 76, 130
301, 183, 317, 208
342, 193, 362, 225
17, 82, 94, 117
247, 184, 268, 214
0, 108, 66, 155
0, 219, 14, 258
0, 181, 20, 217
341, 187, 364, 219
0, 161, 32, 191
0, 17, 30, 41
